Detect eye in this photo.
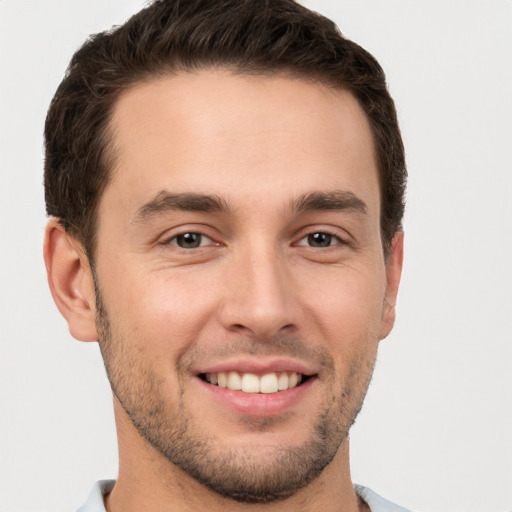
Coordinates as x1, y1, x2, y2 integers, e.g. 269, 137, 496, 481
169, 232, 212, 249
298, 232, 342, 248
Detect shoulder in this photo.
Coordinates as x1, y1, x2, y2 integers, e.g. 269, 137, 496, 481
355, 484, 414, 512
75, 480, 115, 512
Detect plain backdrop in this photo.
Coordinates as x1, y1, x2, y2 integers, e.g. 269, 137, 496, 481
0, 1, 511, 511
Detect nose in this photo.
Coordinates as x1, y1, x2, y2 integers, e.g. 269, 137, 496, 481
218, 244, 298, 339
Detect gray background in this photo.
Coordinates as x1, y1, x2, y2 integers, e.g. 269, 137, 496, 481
0, 1, 511, 511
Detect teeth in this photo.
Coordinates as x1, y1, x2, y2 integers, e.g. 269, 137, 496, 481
277, 372, 289, 390
217, 372, 227, 388
205, 371, 303, 393
242, 373, 260, 393
206, 373, 218, 385
260, 373, 278, 394
227, 371, 242, 390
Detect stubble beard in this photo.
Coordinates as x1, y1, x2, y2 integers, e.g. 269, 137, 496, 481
94, 285, 377, 504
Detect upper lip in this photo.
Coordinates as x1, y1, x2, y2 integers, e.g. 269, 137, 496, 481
194, 356, 318, 377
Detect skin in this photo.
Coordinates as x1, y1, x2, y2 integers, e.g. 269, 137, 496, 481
44, 70, 403, 512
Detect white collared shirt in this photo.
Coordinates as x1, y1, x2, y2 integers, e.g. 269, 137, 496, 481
76, 480, 413, 511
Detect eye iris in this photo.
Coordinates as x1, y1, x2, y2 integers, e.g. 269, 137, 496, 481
308, 232, 332, 247
176, 233, 202, 248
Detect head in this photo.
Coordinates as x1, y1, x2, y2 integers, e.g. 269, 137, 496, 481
44, 0, 406, 506
44, 0, 405, 262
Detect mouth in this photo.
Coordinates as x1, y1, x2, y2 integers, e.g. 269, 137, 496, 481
199, 371, 312, 394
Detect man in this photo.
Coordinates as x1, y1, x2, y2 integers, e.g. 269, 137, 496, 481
43, 0, 408, 510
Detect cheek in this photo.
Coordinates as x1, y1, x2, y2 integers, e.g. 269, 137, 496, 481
105, 268, 220, 355
299, 266, 386, 353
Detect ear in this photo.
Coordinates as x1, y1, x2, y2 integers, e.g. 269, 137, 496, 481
380, 229, 404, 340
43, 218, 98, 342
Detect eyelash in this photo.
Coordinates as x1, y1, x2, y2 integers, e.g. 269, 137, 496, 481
162, 230, 347, 250
165, 232, 215, 249
295, 231, 346, 248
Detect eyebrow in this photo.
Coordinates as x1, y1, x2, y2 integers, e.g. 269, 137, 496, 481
133, 191, 231, 223
133, 189, 367, 224
291, 190, 367, 215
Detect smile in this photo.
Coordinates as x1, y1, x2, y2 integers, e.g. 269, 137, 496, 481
201, 371, 306, 394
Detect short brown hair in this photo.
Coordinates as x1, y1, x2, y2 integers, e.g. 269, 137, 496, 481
44, 0, 406, 259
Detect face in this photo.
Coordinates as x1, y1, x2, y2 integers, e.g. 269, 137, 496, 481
91, 70, 401, 502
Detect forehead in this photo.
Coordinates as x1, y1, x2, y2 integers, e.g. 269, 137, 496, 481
103, 70, 379, 220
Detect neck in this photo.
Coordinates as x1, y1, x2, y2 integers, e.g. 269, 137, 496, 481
106, 399, 366, 512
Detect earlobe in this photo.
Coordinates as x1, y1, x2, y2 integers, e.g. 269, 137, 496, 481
43, 219, 98, 342
380, 230, 404, 340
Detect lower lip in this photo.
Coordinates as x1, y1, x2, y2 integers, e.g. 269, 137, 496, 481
196, 377, 316, 417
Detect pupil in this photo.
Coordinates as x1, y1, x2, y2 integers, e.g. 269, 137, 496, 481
177, 233, 201, 248
308, 233, 332, 247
